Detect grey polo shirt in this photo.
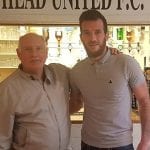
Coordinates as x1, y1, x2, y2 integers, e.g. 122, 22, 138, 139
70, 49, 145, 148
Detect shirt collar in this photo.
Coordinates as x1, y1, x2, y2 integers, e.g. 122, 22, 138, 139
88, 47, 111, 65
44, 65, 54, 84
18, 64, 53, 84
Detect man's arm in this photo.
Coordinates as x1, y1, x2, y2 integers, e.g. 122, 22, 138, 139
0, 103, 13, 149
0, 83, 15, 149
133, 82, 150, 150
69, 89, 83, 114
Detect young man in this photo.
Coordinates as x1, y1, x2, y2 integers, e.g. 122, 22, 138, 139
0, 33, 71, 150
69, 9, 150, 150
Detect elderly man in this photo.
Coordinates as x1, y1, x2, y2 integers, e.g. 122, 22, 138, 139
0, 33, 71, 150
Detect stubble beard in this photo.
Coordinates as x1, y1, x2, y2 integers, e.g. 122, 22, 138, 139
84, 41, 107, 59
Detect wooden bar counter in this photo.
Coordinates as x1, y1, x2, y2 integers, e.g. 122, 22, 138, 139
71, 108, 140, 124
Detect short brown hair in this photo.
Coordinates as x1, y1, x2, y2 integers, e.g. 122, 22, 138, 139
79, 9, 108, 34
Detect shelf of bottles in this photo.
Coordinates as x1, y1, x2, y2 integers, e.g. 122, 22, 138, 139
0, 25, 150, 69
0, 26, 21, 68
107, 26, 150, 70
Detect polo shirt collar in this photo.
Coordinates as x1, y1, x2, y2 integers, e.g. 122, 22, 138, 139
99, 47, 111, 64
88, 47, 111, 65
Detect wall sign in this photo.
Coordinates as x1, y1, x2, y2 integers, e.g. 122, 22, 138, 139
0, 0, 149, 24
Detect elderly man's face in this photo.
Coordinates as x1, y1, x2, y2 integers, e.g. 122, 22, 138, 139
17, 34, 48, 75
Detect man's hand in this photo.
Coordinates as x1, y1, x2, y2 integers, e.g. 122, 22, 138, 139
109, 47, 122, 55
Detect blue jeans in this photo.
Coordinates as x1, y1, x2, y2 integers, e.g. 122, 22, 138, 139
81, 141, 134, 150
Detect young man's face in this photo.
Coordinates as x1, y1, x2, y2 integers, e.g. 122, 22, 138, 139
80, 19, 108, 59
